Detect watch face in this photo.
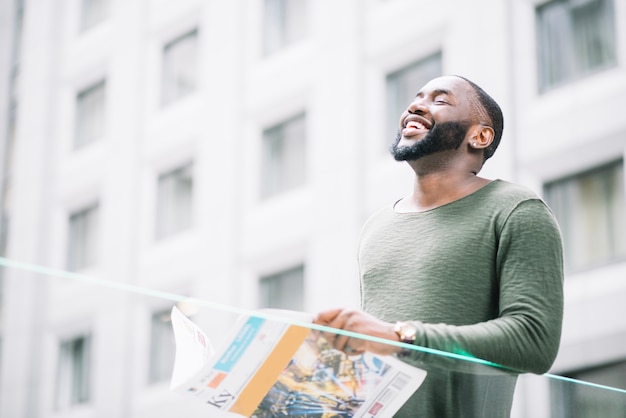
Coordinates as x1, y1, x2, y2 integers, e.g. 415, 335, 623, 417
401, 324, 416, 339
395, 321, 416, 341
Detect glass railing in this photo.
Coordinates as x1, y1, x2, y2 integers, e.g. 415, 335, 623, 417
0, 257, 625, 417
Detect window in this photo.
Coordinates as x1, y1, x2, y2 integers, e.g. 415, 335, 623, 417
67, 203, 99, 272
162, 30, 198, 105
75, 80, 106, 149
259, 264, 305, 310
550, 360, 626, 417
80, 0, 109, 32
263, 0, 307, 55
148, 309, 175, 383
544, 160, 626, 272
261, 113, 306, 198
156, 163, 193, 239
55, 334, 91, 408
536, 0, 616, 92
386, 52, 442, 147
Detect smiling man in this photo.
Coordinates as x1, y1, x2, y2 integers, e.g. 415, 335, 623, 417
314, 76, 564, 417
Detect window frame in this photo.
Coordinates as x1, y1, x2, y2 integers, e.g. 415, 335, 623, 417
55, 333, 92, 409
543, 158, 626, 272
155, 162, 194, 240
535, 0, 617, 92
74, 79, 107, 150
260, 112, 307, 199
148, 308, 176, 384
262, 0, 308, 56
67, 202, 100, 272
161, 29, 199, 106
550, 359, 626, 417
258, 264, 305, 311
79, 0, 110, 33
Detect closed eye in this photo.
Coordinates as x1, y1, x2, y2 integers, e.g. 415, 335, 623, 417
433, 93, 451, 105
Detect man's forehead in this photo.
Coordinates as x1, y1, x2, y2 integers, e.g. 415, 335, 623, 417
416, 76, 470, 97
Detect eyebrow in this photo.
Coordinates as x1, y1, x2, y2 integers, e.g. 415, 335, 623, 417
415, 88, 454, 98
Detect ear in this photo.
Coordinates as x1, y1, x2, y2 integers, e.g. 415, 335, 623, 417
468, 125, 494, 150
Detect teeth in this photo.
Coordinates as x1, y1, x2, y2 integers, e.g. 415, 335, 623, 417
407, 121, 425, 130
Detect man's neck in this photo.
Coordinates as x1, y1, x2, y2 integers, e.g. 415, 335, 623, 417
395, 167, 491, 213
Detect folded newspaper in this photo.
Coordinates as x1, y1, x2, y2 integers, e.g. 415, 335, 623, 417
170, 306, 427, 417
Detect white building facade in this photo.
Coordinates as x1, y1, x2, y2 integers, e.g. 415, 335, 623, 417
0, 0, 625, 417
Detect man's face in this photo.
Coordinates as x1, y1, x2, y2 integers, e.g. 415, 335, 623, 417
391, 76, 475, 162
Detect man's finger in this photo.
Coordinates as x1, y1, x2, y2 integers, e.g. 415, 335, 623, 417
313, 308, 344, 325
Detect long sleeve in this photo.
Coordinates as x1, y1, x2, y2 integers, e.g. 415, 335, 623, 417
411, 200, 564, 374
359, 180, 564, 374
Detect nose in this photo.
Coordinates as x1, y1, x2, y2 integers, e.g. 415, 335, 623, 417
407, 97, 428, 115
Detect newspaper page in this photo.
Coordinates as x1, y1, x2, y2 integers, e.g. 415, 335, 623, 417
170, 306, 427, 418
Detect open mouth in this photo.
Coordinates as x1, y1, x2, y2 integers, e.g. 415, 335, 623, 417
402, 116, 432, 137
406, 120, 427, 130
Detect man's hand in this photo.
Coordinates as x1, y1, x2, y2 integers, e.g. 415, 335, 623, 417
313, 308, 402, 356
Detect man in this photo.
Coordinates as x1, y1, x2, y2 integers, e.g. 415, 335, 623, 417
314, 75, 564, 417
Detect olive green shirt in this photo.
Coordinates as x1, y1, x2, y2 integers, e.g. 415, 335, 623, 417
359, 180, 564, 417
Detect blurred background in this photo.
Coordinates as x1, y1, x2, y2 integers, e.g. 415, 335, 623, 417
0, 0, 625, 416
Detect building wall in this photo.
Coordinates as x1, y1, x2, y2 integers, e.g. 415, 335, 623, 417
0, 0, 625, 417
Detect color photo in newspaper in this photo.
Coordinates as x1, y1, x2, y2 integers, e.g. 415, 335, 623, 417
170, 306, 427, 418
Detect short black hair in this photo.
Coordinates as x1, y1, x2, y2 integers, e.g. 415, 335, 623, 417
454, 75, 503, 161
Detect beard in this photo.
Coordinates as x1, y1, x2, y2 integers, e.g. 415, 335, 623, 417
390, 120, 471, 161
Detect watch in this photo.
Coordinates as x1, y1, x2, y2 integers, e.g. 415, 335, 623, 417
394, 321, 417, 345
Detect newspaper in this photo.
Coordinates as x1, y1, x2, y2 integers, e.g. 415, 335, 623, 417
170, 306, 427, 418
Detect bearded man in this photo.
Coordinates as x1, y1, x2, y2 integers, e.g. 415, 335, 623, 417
315, 75, 564, 417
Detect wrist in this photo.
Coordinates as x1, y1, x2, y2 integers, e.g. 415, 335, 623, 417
394, 321, 417, 344
394, 321, 417, 357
